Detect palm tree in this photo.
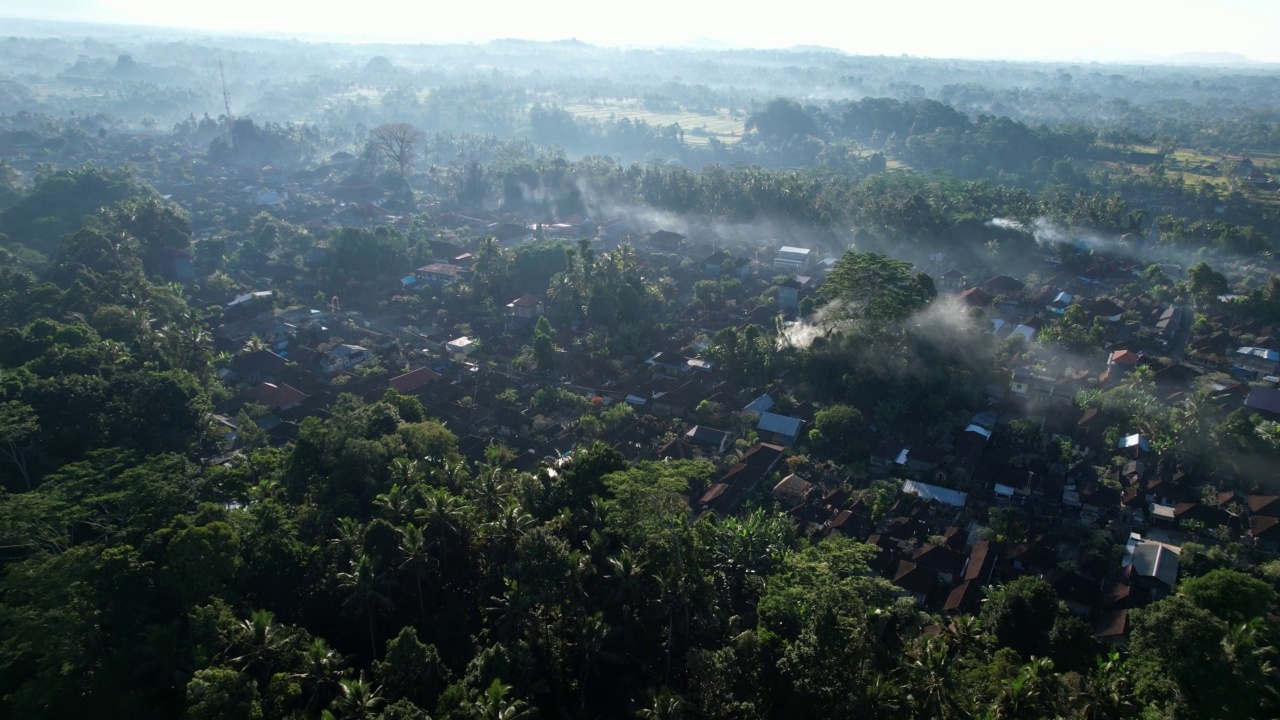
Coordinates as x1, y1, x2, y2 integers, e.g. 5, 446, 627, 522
416, 488, 468, 569
481, 499, 535, 569
636, 689, 687, 720
577, 611, 611, 713
397, 523, 432, 626
329, 517, 364, 565
292, 638, 347, 712
336, 554, 392, 659
467, 678, 533, 720
907, 636, 961, 719
228, 608, 286, 683
1075, 650, 1137, 720
331, 671, 384, 720
374, 483, 414, 524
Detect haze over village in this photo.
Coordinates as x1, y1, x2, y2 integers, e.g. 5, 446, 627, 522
1, 4, 1279, 719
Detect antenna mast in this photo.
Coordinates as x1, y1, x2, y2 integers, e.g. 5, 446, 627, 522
219, 61, 234, 121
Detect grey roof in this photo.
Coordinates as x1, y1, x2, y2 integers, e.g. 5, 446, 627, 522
685, 425, 730, 447
1129, 541, 1179, 588
1245, 387, 1280, 415
902, 479, 968, 508
743, 394, 776, 413
758, 412, 803, 437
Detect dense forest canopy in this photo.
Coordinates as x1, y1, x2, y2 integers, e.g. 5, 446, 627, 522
2, 17, 1280, 720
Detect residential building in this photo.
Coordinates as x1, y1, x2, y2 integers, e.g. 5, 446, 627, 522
774, 246, 813, 273
415, 263, 468, 287
757, 412, 804, 446
507, 294, 544, 322
322, 344, 369, 374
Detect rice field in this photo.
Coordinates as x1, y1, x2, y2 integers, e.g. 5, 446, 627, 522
562, 102, 746, 145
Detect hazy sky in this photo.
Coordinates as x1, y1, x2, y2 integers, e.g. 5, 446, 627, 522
3, 0, 1280, 63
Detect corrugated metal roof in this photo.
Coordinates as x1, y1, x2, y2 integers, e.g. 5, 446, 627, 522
758, 412, 803, 437
902, 479, 968, 507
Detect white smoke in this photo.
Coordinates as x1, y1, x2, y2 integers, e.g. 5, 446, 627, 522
986, 217, 1029, 233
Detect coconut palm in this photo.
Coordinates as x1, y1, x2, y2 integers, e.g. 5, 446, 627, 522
331, 671, 384, 720
336, 554, 392, 659
467, 678, 533, 720
397, 523, 432, 626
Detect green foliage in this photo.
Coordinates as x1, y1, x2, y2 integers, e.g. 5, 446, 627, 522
185, 667, 264, 720
1178, 568, 1276, 623
374, 626, 450, 710
978, 576, 1061, 659
808, 404, 869, 464
820, 250, 935, 329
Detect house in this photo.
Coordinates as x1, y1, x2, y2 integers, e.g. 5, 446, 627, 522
1006, 534, 1058, 576
1250, 515, 1280, 553
389, 367, 440, 394
703, 250, 752, 279
1247, 494, 1280, 517
685, 425, 732, 453
944, 580, 986, 615
657, 437, 697, 461
322, 344, 369, 374
1094, 609, 1131, 646
939, 269, 966, 292
1155, 305, 1182, 339
1118, 434, 1150, 457
892, 560, 937, 606
772, 474, 812, 506
1244, 387, 1280, 419
1086, 297, 1125, 322
646, 230, 685, 251
415, 263, 468, 287
778, 276, 814, 310
901, 479, 968, 508
645, 352, 689, 375
774, 246, 813, 273
1108, 349, 1142, 368
1047, 291, 1074, 314
486, 222, 534, 245
1234, 346, 1280, 379
1122, 535, 1179, 598
507, 294, 544, 322
911, 544, 966, 583
230, 350, 288, 383
227, 290, 274, 311
757, 412, 804, 446
958, 286, 993, 308
979, 275, 1025, 299
446, 337, 477, 357
249, 382, 308, 411
743, 394, 775, 414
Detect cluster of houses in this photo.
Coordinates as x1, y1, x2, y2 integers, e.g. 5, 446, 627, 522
191, 186, 1280, 653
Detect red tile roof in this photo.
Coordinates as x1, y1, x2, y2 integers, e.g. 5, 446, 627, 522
249, 382, 308, 410
389, 367, 440, 393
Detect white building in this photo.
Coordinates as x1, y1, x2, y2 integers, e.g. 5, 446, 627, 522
774, 246, 813, 273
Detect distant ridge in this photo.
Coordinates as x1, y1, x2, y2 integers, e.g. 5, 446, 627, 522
1165, 51, 1255, 66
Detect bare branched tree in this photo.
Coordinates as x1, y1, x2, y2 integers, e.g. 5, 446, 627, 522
368, 122, 423, 182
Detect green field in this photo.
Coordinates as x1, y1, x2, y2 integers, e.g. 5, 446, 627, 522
562, 102, 746, 145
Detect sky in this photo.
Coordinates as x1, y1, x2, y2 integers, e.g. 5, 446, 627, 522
3, 0, 1280, 64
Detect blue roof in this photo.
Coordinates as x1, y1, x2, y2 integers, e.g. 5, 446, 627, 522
1237, 346, 1280, 362
1119, 434, 1150, 451
758, 412, 803, 437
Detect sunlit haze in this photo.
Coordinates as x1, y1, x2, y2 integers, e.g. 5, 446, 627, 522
4, 0, 1280, 63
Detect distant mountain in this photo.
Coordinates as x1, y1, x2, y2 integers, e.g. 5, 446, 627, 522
784, 45, 847, 55
1165, 51, 1256, 66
